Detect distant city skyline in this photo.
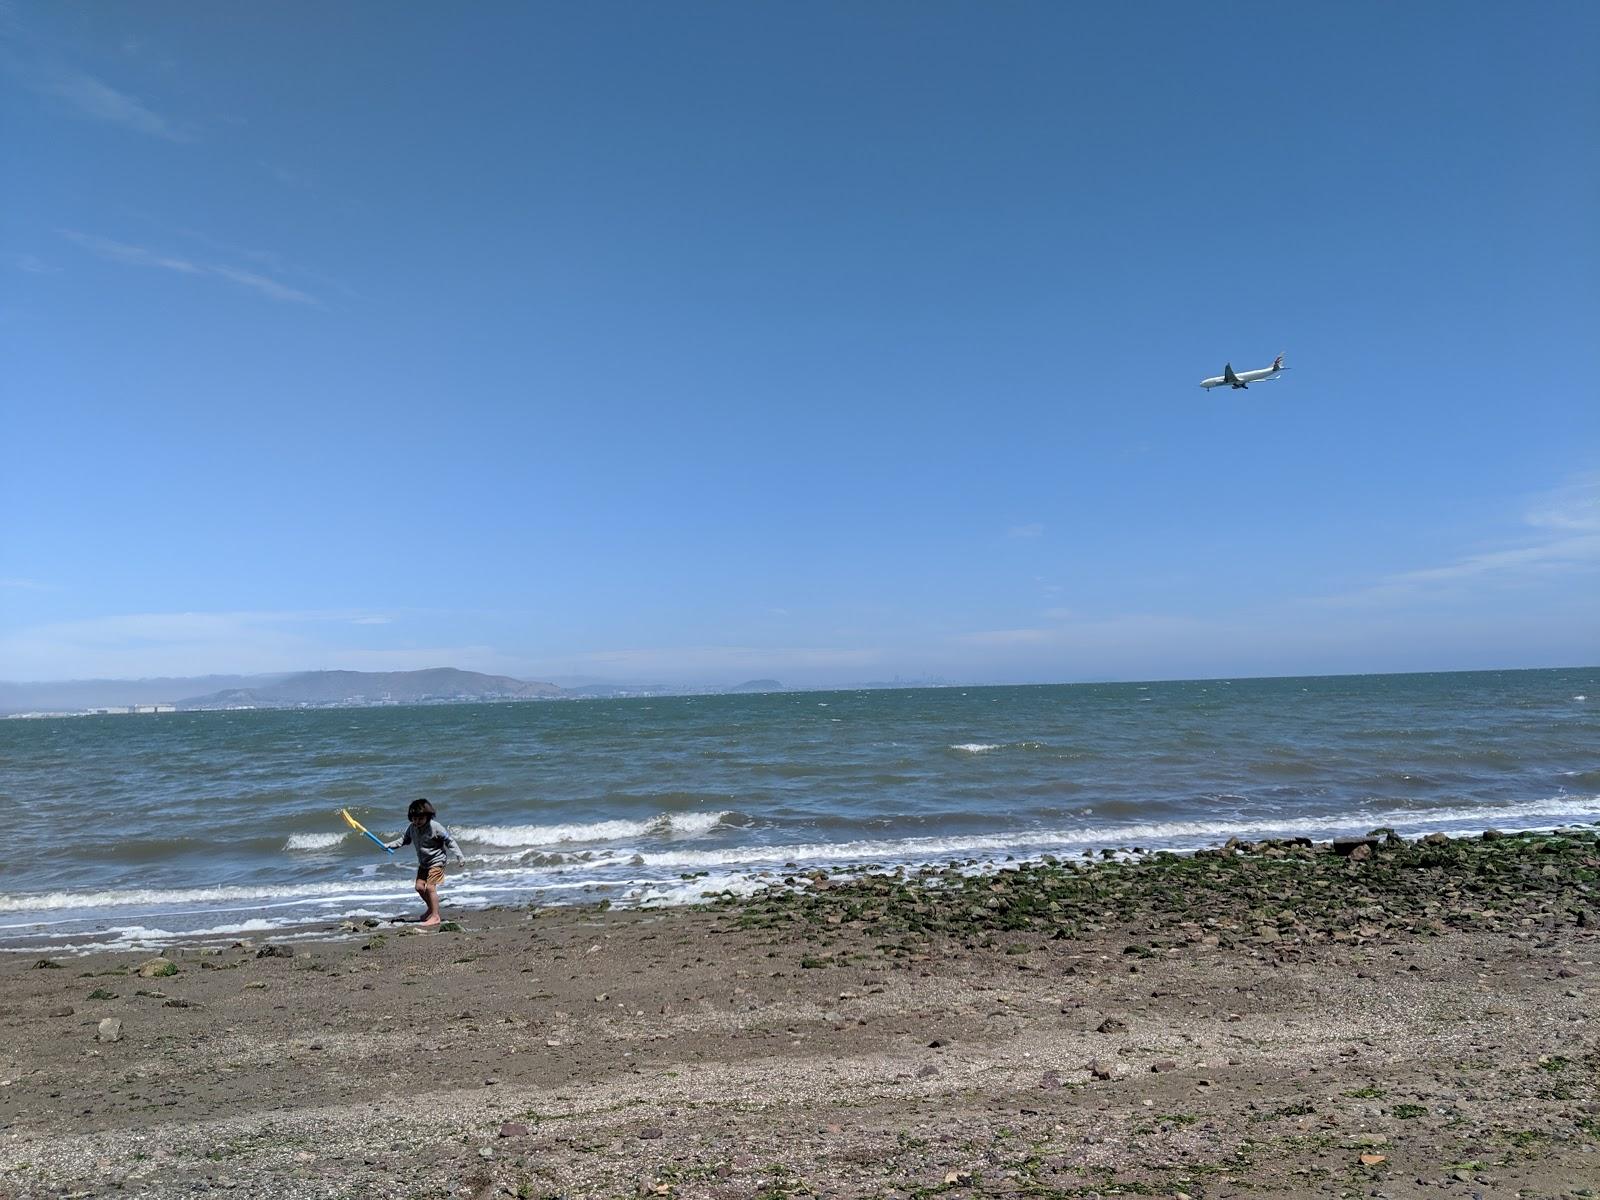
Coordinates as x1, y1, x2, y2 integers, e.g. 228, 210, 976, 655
3, 3, 1597, 686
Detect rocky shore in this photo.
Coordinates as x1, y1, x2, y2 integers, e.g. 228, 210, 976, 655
2, 828, 1597, 1199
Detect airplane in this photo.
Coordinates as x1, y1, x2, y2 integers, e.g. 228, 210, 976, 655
1200, 354, 1287, 390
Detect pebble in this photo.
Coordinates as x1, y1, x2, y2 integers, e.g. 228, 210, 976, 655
96, 1017, 122, 1043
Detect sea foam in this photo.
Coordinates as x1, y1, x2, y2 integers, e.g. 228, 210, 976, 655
453, 810, 733, 847
284, 832, 349, 851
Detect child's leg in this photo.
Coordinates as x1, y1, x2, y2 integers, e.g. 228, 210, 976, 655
419, 872, 442, 925
413, 877, 431, 921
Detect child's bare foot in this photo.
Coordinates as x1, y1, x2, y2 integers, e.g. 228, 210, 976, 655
418, 915, 441, 927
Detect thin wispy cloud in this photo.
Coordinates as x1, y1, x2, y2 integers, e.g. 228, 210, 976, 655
1321, 475, 1600, 607
210, 265, 317, 305
1007, 523, 1045, 540
553, 644, 885, 678
62, 231, 200, 274
8, 252, 58, 274
61, 231, 319, 305
10, 57, 191, 140
52, 68, 185, 138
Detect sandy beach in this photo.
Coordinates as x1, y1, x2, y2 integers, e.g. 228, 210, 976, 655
3, 830, 1597, 1200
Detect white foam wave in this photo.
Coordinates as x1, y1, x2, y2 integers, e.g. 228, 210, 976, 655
284, 832, 348, 851
0, 878, 414, 914
5, 796, 1594, 930
951, 743, 1001, 753
454, 810, 732, 847
614, 794, 1600, 872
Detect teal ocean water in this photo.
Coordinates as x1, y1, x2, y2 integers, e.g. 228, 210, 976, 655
3, 668, 1596, 952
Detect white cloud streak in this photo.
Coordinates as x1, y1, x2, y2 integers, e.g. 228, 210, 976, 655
61, 231, 318, 305
563, 645, 885, 675
31, 64, 189, 141
1319, 474, 1600, 607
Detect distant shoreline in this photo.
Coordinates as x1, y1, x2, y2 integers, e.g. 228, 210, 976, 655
3, 661, 1593, 718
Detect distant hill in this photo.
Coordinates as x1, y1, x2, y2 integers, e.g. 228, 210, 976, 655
728, 679, 784, 693
0, 675, 284, 714
179, 668, 564, 709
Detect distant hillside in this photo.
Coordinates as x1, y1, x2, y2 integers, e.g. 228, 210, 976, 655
179, 668, 564, 709
728, 679, 784, 693
0, 675, 284, 714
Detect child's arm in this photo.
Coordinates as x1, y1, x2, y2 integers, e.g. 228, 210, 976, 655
383, 826, 414, 852
438, 822, 468, 864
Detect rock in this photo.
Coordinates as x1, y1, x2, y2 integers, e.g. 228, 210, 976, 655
916, 1065, 940, 1080
1333, 838, 1379, 857
1482, 829, 1505, 841
499, 1122, 529, 1138
49, 1005, 74, 1018
1421, 832, 1449, 845
1347, 843, 1373, 863
1151, 1059, 1179, 1072
96, 1017, 122, 1043
256, 944, 295, 958
638, 1127, 664, 1139
1089, 1059, 1129, 1080
477, 1147, 494, 1160
1097, 1017, 1127, 1034
245, 982, 268, 990
138, 958, 178, 978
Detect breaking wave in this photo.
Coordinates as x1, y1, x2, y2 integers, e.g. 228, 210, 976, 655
453, 810, 735, 847
284, 832, 349, 851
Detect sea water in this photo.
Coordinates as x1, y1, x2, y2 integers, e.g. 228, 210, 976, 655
2, 668, 1596, 951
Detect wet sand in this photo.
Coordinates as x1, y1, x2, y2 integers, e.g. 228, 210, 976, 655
2, 830, 1598, 1199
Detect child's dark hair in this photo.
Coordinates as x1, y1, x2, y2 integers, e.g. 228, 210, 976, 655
408, 797, 436, 823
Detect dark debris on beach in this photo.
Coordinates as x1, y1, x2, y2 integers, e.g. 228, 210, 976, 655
717, 828, 1600, 958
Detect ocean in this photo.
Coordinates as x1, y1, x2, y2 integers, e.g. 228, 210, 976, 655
3, 667, 1596, 953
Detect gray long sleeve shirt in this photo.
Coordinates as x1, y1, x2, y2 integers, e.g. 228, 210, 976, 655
386, 818, 462, 870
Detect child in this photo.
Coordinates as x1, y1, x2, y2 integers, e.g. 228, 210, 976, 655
386, 798, 466, 926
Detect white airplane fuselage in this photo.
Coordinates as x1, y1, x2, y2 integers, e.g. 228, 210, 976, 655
1200, 355, 1286, 390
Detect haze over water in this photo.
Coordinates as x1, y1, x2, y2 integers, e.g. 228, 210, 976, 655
4, 667, 1596, 952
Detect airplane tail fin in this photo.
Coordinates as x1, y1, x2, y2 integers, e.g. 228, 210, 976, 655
1272, 353, 1284, 370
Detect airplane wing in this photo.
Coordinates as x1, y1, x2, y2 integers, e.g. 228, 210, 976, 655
1222, 363, 1239, 384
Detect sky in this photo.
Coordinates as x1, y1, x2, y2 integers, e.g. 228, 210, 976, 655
2, 2, 1597, 687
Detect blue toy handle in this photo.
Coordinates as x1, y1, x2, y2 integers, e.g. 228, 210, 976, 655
340, 808, 396, 855
361, 829, 395, 855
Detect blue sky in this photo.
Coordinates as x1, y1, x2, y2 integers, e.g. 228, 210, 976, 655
3, 2, 1597, 686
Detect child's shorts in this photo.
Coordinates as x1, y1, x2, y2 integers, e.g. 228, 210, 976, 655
416, 865, 444, 886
